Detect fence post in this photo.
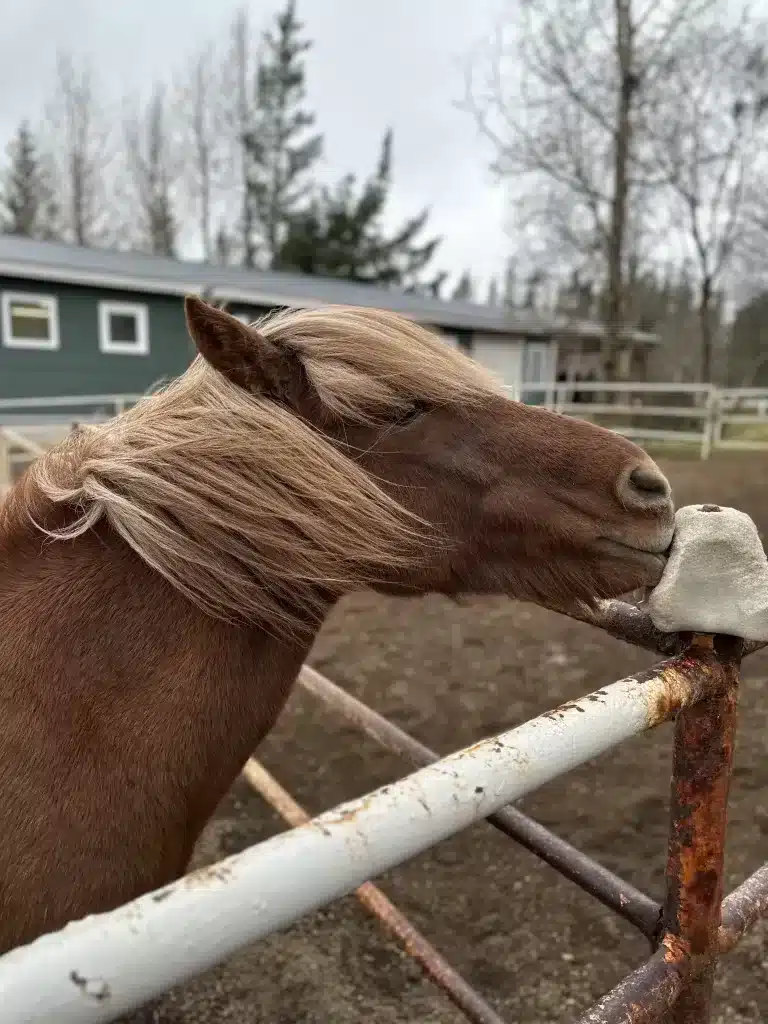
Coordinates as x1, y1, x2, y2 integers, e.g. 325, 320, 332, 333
700, 388, 717, 460
660, 633, 741, 1022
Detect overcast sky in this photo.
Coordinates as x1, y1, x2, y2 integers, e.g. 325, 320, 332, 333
1, 0, 510, 293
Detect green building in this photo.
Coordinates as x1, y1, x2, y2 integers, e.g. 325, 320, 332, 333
0, 235, 659, 425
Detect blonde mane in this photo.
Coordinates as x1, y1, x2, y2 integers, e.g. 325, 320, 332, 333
27, 305, 501, 634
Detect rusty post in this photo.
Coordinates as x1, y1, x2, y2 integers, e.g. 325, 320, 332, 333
574, 862, 768, 1023
299, 666, 662, 937
241, 758, 507, 1024
659, 634, 741, 1023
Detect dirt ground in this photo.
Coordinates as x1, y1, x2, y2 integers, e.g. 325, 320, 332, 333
145, 453, 767, 1024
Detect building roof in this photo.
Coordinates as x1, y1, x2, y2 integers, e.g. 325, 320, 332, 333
0, 235, 660, 345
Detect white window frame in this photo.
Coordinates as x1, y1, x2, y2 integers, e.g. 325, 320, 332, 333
98, 301, 149, 356
1, 292, 60, 351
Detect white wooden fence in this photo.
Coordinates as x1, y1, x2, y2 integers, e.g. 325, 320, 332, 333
506, 382, 768, 460
1, 384, 768, 486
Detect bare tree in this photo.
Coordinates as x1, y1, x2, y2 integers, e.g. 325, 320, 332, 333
44, 53, 114, 247
123, 87, 179, 257
230, 8, 258, 266
460, 0, 722, 376
650, 21, 768, 381
173, 44, 225, 263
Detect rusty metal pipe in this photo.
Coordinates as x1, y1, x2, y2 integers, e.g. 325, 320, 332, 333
556, 598, 768, 658
299, 668, 659, 929
573, 945, 689, 1024
0, 653, 725, 1022
718, 863, 768, 953
241, 758, 507, 1024
299, 666, 662, 937
659, 634, 741, 1023
574, 862, 768, 1024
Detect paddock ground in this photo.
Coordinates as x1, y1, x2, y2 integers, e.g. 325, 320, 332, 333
147, 452, 768, 1024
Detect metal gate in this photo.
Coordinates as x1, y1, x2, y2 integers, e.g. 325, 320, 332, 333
0, 598, 765, 1023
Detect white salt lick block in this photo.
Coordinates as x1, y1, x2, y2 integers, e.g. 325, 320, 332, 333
646, 504, 768, 641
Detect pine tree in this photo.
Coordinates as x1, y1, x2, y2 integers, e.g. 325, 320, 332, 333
242, 0, 322, 268
276, 129, 444, 291
0, 121, 59, 239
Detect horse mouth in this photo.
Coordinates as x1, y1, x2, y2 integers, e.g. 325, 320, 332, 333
595, 538, 668, 582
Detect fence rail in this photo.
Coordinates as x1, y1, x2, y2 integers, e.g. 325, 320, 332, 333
508, 382, 768, 459
0, 599, 765, 1023
3, 384, 768, 463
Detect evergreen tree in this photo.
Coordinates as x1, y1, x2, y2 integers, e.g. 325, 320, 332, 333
729, 290, 768, 386
486, 278, 499, 306
451, 271, 474, 301
0, 121, 58, 239
243, 0, 322, 268
276, 129, 444, 291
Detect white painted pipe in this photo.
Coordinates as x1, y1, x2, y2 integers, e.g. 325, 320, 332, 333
0, 659, 707, 1023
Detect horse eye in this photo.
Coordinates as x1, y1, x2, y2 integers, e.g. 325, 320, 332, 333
394, 402, 429, 428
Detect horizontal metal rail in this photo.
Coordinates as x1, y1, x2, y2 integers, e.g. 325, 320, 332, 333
242, 758, 507, 1024
298, 665, 661, 938
7, 384, 768, 462
0, 595, 763, 1021
0, 651, 723, 1022
576, 868, 768, 1024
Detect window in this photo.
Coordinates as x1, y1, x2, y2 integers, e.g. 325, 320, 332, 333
98, 301, 149, 355
522, 341, 555, 406
522, 342, 552, 384
1, 293, 60, 350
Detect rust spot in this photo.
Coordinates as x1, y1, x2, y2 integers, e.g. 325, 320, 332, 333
661, 933, 688, 963
643, 651, 724, 729
318, 791, 379, 829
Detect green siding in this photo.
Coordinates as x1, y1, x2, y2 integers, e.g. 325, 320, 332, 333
0, 278, 197, 401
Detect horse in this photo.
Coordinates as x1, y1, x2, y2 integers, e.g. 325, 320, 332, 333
0, 296, 674, 955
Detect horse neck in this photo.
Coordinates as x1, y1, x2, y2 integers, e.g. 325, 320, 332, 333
0, 501, 321, 831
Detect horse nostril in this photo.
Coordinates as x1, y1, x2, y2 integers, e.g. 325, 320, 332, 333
630, 466, 668, 496
620, 462, 671, 509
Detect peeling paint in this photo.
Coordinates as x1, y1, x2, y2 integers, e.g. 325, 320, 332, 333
69, 970, 111, 1002
183, 862, 234, 888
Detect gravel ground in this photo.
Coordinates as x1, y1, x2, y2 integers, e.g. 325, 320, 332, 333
137, 453, 767, 1024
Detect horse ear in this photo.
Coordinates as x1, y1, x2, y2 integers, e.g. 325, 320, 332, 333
184, 295, 298, 399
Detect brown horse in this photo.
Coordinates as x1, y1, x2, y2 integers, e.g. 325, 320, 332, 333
0, 297, 673, 955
